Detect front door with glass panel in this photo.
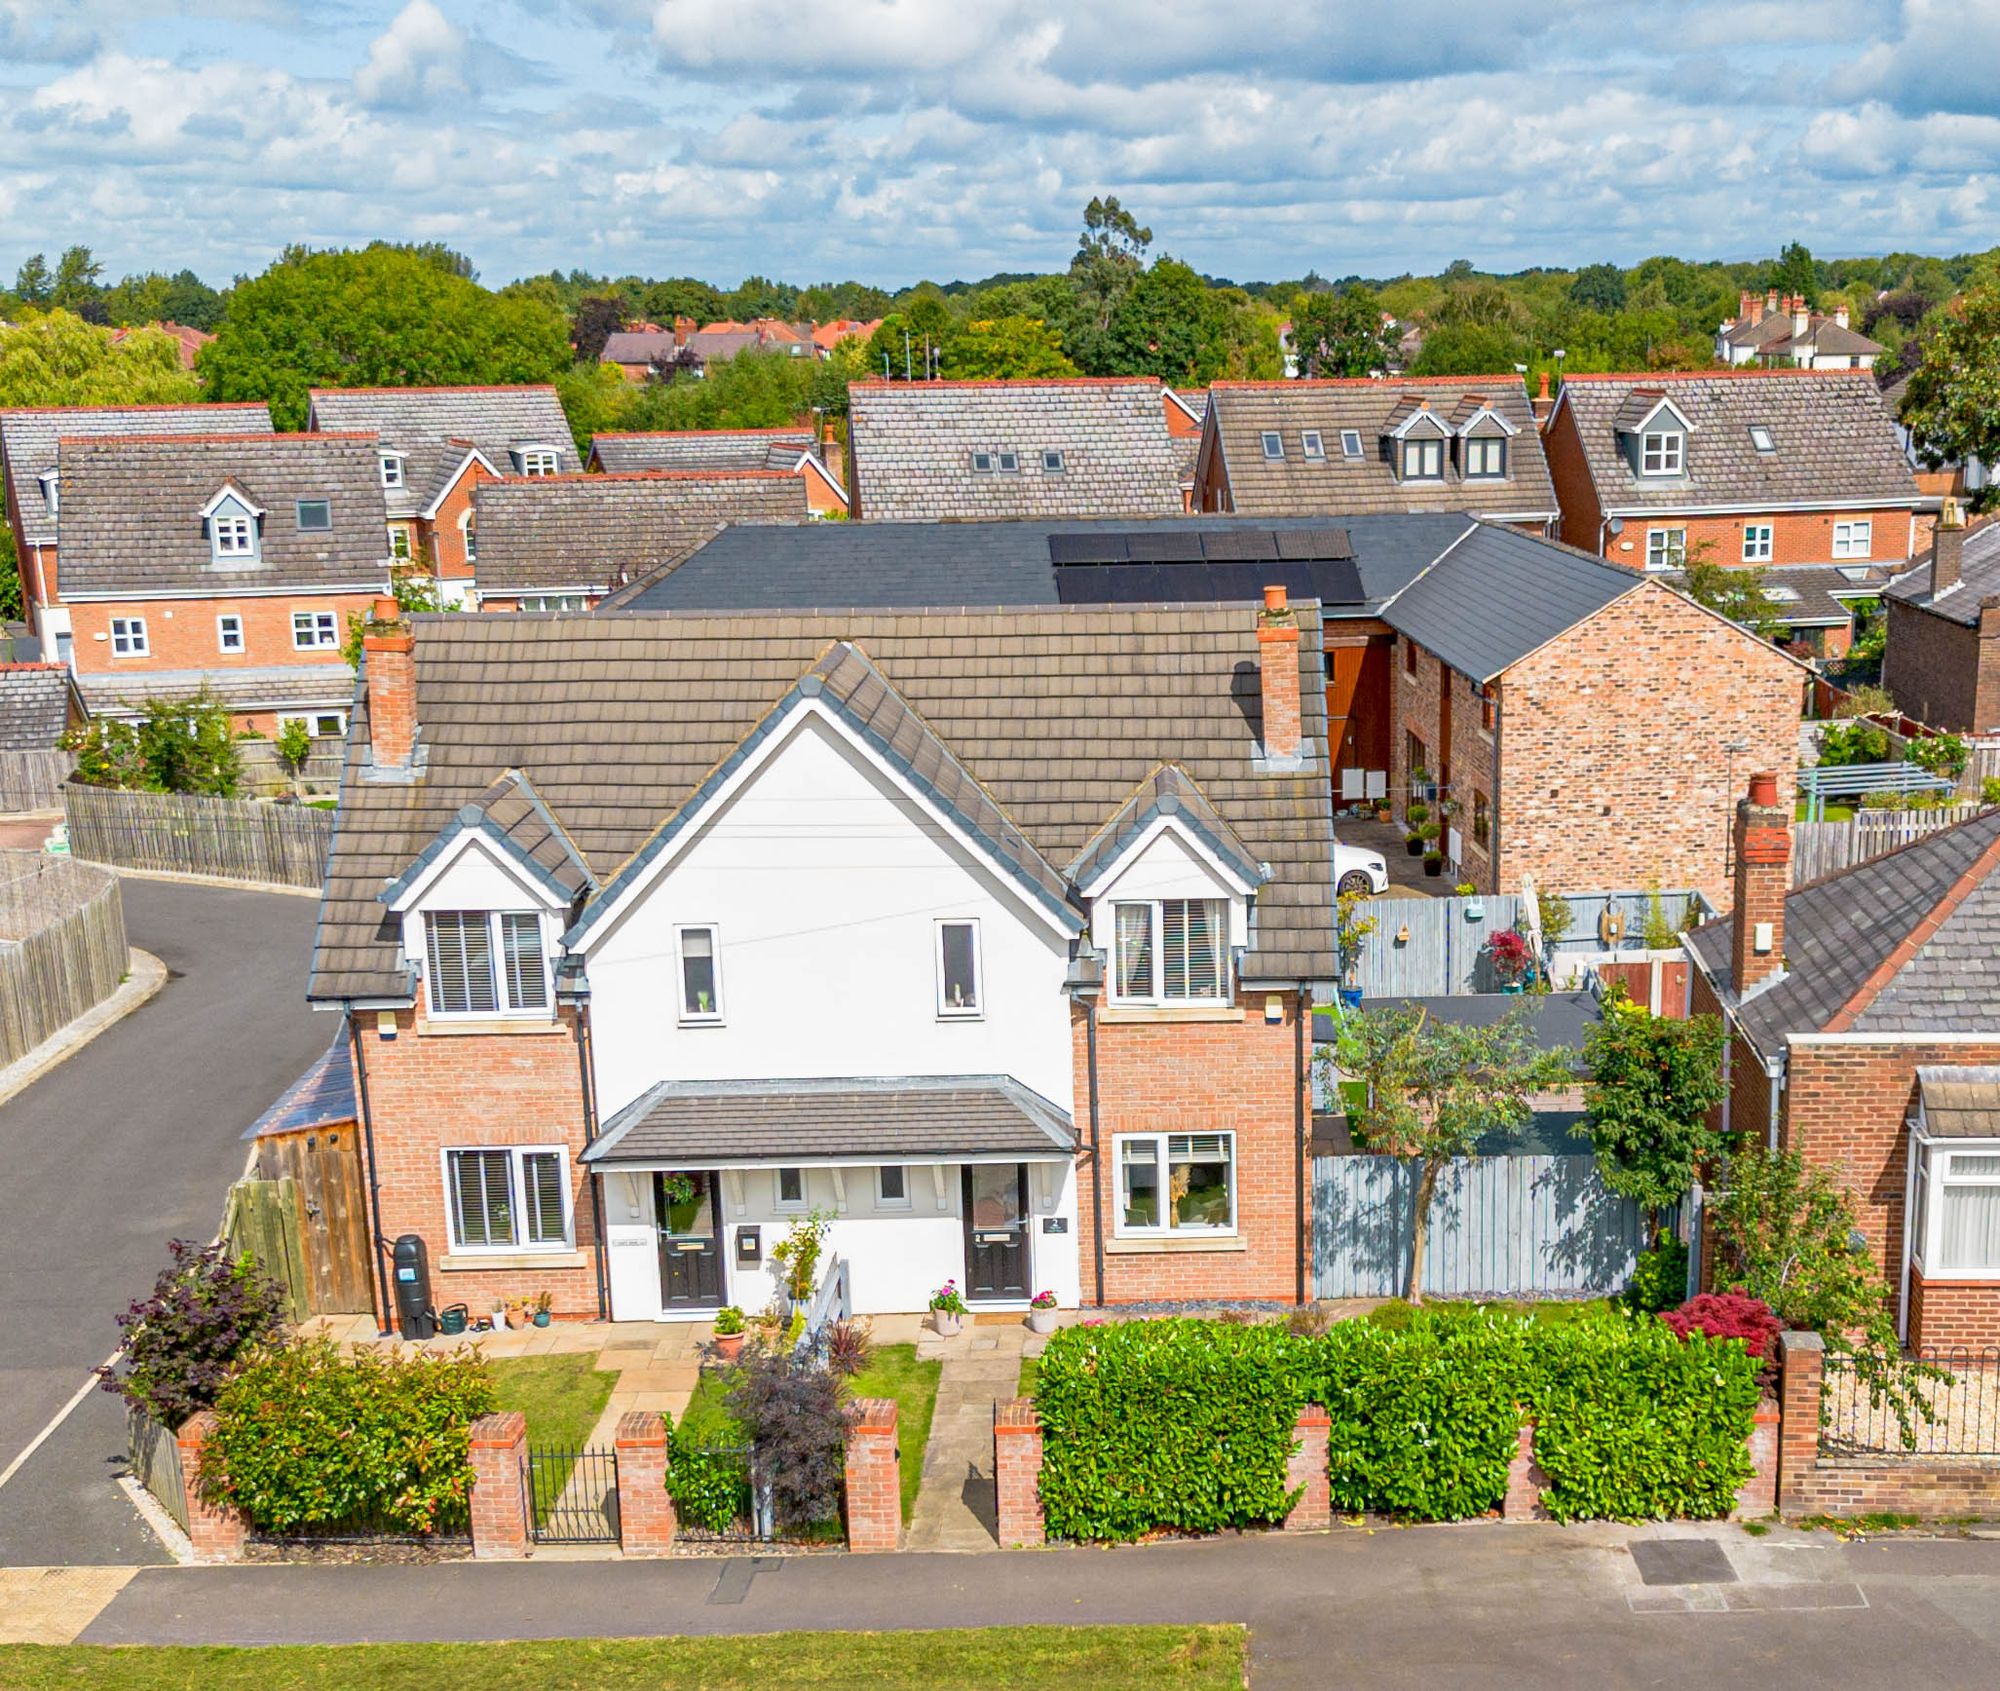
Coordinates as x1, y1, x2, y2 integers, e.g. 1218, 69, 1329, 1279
656, 1172, 722, 1309
961, 1164, 1030, 1301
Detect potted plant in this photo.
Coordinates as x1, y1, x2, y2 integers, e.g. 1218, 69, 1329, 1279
712, 1304, 746, 1361
530, 1290, 553, 1328
1373, 799, 1392, 823
1026, 1290, 1059, 1336
1423, 851, 1445, 878
1487, 927, 1533, 992
929, 1279, 967, 1337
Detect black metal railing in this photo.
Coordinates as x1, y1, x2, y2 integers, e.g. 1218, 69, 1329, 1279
250, 1498, 472, 1546
668, 1440, 761, 1543
528, 1443, 621, 1544
1821, 1346, 2000, 1458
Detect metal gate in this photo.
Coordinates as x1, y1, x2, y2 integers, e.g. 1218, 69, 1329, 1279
527, 1444, 620, 1545
668, 1441, 764, 1544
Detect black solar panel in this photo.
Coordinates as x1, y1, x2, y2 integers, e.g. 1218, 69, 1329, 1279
1308, 559, 1365, 604
1276, 527, 1354, 561
1124, 530, 1207, 563
1199, 529, 1280, 561
1047, 533, 1128, 565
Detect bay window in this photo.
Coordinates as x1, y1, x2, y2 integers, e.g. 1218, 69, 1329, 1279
423, 910, 548, 1017
1116, 1131, 1236, 1235
1914, 1144, 2000, 1277
1111, 897, 1228, 1005
446, 1146, 570, 1251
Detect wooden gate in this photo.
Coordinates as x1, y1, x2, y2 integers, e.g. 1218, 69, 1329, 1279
224, 1177, 310, 1323
251, 1120, 375, 1316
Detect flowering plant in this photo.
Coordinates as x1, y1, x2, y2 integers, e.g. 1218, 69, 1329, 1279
928, 1279, 967, 1314
1029, 1289, 1058, 1310
1486, 927, 1533, 987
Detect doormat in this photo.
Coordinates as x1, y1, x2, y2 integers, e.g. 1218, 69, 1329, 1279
973, 1312, 1029, 1326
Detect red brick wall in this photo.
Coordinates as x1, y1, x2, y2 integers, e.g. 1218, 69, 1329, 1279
423, 460, 493, 581
994, 1397, 1045, 1547
1543, 404, 1604, 553
1604, 508, 1917, 572
1385, 641, 1499, 889
69, 594, 375, 678
1072, 990, 1305, 1305
352, 999, 598, 1320
1907, 1267, 2000, 1352
1883, 597, 2000, 735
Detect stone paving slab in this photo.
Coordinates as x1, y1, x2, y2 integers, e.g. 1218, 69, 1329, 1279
0, 1567, 136, 1644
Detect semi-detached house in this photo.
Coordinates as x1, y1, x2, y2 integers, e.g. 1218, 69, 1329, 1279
309, 599, 1334, 1325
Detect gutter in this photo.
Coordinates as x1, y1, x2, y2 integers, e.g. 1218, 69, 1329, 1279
1295, 980, 1310, 1306
569, 987, 610, 1322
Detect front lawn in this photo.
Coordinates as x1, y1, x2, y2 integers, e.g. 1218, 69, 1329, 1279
0, 1627, 1246, 1690
487, 1356, 617, 1447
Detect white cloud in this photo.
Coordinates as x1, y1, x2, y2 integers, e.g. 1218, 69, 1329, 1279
353, 0, 469, 108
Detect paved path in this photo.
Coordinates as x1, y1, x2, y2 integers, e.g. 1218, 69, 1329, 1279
906, 1323, 1032, 1551
68, 1522, 2000, 1688
0, 875, 325, 1566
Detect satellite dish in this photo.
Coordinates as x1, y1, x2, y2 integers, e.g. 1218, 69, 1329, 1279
1607, 517, 1625, 536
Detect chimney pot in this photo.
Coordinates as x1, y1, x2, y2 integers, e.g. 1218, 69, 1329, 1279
1748, 770, 1778, 807
1263, 583, 1288, 613
372, 595, 400, 624
1256, 586, 1302, 764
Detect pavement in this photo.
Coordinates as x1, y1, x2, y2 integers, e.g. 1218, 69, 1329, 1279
0, 874, 326, 1566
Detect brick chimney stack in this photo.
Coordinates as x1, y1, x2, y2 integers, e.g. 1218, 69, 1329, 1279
1933, 498, 1966, 597
1257, 584, 1302, 765
1790, 296, 1811, 339
1731, 771, 1790, 995
1737, 290, 1758, 326
362, 596, 417, 769
1765, 287, 1781, 318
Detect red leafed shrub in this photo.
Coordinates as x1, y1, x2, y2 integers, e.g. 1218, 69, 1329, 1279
1659, 1292, 1782, 1381
1486, 927, 1533, 987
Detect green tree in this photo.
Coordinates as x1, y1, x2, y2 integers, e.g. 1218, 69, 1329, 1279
1067, 196, 1152, 367
14, 254, 51, 306
198, 246, 570, 429
1900, 276, 2000, 505
1567, 263, 1627, 312
1327, 1004, 1574, 1302
64, 690, 241, 795
941, 316, 1077, 379
641, 277, 725, 325
1767, 240, 1820, 307
1674, 539, 1783, 642
571, 295, 626, 365
52, 245, 104, 312
1575, 989, 1726, 1226
1104, 258, 1237, 384
1288, 286, 1398, 377
1410, 322, 1530, 375
102, 269, 224, 331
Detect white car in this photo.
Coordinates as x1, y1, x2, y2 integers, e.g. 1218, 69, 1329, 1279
1334, 837, 1389, 898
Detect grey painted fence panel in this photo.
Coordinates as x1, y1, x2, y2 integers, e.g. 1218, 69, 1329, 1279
1312, 1153, 1655, 1300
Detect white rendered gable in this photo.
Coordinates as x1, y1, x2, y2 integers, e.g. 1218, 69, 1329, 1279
1085, 824, 1249, 954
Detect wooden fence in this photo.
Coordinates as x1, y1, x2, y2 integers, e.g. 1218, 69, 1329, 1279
127, 1408, 190, 1535
250, 1120, 374, 1317
222, 1177, 312, 1325
1791, 804, 1992, 886
0, 750, 75, 812
237, 737, 345, 798
63, 785, 335, 889
0, 851, 129, 1069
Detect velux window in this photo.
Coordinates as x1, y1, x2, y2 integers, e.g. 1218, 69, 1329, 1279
1301, 430, 1325, 460
1261, 431, 1284, 460
1112, 898, 1228, 1005
446, 1146, 569, 1251
1117, 1131, 1236, 1235
424, 910, 548, 1017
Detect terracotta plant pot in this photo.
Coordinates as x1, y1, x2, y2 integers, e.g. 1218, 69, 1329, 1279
714, 1330, 745, 1361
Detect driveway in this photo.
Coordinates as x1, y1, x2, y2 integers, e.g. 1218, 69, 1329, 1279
0, 876, 326, 1565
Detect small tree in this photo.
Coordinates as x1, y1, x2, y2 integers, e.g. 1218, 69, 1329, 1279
1534, 888, 1574, 952
275, 718, 312, 794
97, 1239, 287, 1428
721, 1345, 857, 1533
1335, 887, 1377, 985
1575, 990, 1726, 1229
1674, 540, 1783, 642
1330, 1005, 1574, 1302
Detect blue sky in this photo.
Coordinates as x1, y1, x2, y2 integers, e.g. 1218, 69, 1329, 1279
0, 0, 1994, 290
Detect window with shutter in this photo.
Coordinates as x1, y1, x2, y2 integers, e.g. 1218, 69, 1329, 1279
501, 913, 547, 1009
1114, 1131, 1235, 1234
1114, 898, 1227, 1004
445, 1146, 571, 1251
449, 1149, 514, 1247
1114, 903, 1153, 999
523, 1151, 567, 1245
426, 911, 498, 1015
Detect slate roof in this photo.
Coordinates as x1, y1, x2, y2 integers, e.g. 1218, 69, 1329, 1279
601, 331, 678, 366
309, 605, 1337, 1001
55, 433, 390, 598
77, 664, 355, 718
305, 386, 577, 515
1722, 312, 1884, 361
589, 429, 817, 474
1553, 371, 1918, 515
1916, 1067, 2000, 1139
1660, 562, 1891, 628
1200, 377, 1556, 520
846, 379, 1184, 522
0, 663, 82, 750
582, 1075, 1075, 1166
1881, 520, 2000, 627
1687, 809, 2000, 1051
472, 472, 810, 596
0, 404, 273, 547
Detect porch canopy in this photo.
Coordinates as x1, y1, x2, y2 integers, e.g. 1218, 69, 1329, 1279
580, 1074, 1076, 1170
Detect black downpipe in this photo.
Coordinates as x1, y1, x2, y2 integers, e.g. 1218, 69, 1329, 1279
1295, 982, 1310, 1306
1085, 997, 1105, 1309
347, 1007, 393, 1336
571, 995, 610, 1322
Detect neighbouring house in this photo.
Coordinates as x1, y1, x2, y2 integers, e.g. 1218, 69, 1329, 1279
1880, 504, 2000, 734
0, 402, 275, 664
1715, 291, 1884, 370
470, 472, 812, 610
1687, 778, 2000, 1350
0, 661, 85, 749
304, 386, 579, 602
612, 512, 1804, 901
1194, 377, 1560, 533
811, 318, 881, 354
53, 431, 390, 736
1164, 388, 1207, 509
843, 379, 1186, 522
601, 320, 817, 383
1884, 368, 1992, 512
109, 320, 214, 372
1544, 369, 1922, 654
588, 428, 848, 515
309, 597, 1334, 1322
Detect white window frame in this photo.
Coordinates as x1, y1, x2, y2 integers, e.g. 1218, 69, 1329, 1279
422, 909, 550, 1020
996, 449, 1020, 473
1640, 430, 1684, 476
1742, 523, 1774, 563
1109, 897, 1231, 1008
935, 917, 983, 1019
675, 922, 724, 1024
1463, 435, 1506, 479
217, 613, 245, 654
1748, 424, 1775, 454
110, 616, 148, 657
1339, 429, 1364, 460
282, 711, 347, 739
1112, 1129, 1237, 1238
774, 1167, 807, 1213
380, 453, 405, 489
291, 610, 339, 650
1300, 430, 1325, 460
388, 526, 412, 560
459, 508, 477, 563
1833, 519, 1873, 560
970, 451, 995, 474
523, 595, 587, 612
38, 469, 58, 513
1914, 1140, 2000, 1280
1041, 449, 1066, 473
442, 1144, 572, 1254
211, 513, 257, 560
876, 1165, 911, 1210
1402, 436, 1443, 481
519, 447, 562, 477
1645, 528, 1687, 572
1261, 431, 1284, 460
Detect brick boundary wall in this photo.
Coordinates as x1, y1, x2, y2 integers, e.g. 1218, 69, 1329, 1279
844, 1397, 900, 1552
1501, 1421, 1551, 1522
176, 1410, 250, 1563
615, 1410, 675, 1555
1284, 1404, 1331, 1531
467, 1410, 530, 1559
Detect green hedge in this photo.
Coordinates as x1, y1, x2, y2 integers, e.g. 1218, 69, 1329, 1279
1031, 1310, 1763, 1541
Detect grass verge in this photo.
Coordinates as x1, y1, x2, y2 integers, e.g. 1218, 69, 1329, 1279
0, 1626, 1246, 1690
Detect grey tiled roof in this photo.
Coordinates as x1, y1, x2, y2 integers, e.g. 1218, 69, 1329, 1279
472, 473, 809, 595
590, 430, 816, 473
1881, 520, 2000, 627
0, 663, 81, 750
1201, 378, 1556, 520
306, 387, 577, 515
56, 433, 390, 598
0, 404, 273, 546
383, 768, 596, 909
77, 663, 356, 717
1067, 764, 1263, 891
309, 605, 1336, 1001
1917, 1067, 2000, 1138
582, 1074, 1075, 1166
1659, 562, 1891, 628
1687, 809, 2000, 1047
1554, 372, 1918, 515
847, 380, 1184, 522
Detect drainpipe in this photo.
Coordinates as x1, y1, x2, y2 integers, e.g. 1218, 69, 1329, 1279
569, 986, 610, 1322
346, 1007, 393, 1337
1899, 1125, 1919, 1345
1295, 981, 1310, 1307
1084, 997, 1105, 1309
1767, 1064, 1783, 1152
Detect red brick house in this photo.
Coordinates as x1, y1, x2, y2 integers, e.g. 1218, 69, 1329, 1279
309, 598, 1333, 1327
1687, 782, 2000, 1350
1880, 506, 2000, 734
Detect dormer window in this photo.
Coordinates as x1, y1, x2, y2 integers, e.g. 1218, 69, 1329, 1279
1401, 437, 1443, 481
1112, 898, 1229, 1006
202, 488, 264, 566
519, 447, 561, 477
380, 452, 405, 489
1462, 436, 1507, 479
37, 470, 58, 514
214, 516, 255, 556
424, 909, 548, 1017
1640, 430, 1683, 476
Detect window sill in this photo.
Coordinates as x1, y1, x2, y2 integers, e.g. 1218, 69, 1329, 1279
1100, 1005, 1244, 1025
677, 1017, 725, 1029
419, 1017, 566, 1037
440, 1249, 587, 1272
1106, 1234, 1247, 1255
1912, 1270, 2000, 1287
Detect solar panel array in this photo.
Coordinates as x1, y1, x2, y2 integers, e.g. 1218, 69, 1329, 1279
1048, 527, 1363, 606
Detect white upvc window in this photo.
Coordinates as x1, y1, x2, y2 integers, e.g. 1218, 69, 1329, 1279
1640, 429, 1684, 476
876, 1165, 910, 1209
1832, 519, 1873, 560
217, 614, 245, 653
1401, 436, 1443, 481
1110, 898, 1229, 1006
520, 447, 561, 477
460, 508, 477, 563
423, 909, 549, 1018
389, 525, 412, 559
1115, 1130, 1236, 1236
281, 711, 347, 739
1339, 429, 1364, 459
444, 1146, 571, 1252
1742, 523, 1774, 563
676, 923, 723, 1022
1261, 431, 1284, 460
110, 617, 148, 656
1463, 435, 1506, 479
774, 1166, 807, 1212
1300, 430, 1325, 460
935, 918, 982, 1018
523, 595, 587, 612
380, 453, 405, 489
1645, 528, 1687, 572
212, 513, 256, 559
1913, 1143, 2000, 1279
292, 610, 339, 650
